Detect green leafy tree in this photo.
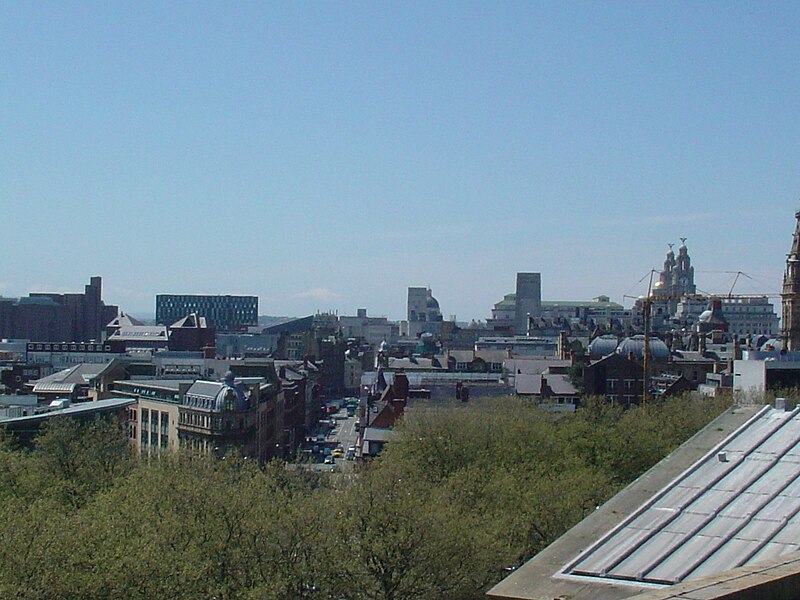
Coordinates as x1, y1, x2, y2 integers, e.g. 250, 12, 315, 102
0, 394, 732, 600
339, 458, 505, 600
30, 416, 133, 507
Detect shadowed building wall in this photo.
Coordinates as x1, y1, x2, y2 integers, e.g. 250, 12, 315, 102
514, 272, 542, 335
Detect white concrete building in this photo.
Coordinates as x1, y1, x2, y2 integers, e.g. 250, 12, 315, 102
734, 350, 800, 397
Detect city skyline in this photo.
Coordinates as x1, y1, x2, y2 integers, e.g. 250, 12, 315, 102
0, 237, 785, 323
2, 2, 797, 320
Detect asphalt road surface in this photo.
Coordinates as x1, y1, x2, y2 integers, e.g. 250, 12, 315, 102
309, 406, 358, 473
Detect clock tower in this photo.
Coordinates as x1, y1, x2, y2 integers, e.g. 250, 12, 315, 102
782, 211, 800, 351
672, 238, 696, 297
654, 238, 696, 300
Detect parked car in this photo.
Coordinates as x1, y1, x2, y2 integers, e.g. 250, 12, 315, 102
323, 455, 334, 464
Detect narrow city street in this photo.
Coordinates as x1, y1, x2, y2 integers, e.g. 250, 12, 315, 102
306, 401, 359, 473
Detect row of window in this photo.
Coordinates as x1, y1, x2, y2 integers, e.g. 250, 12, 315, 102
123, 386, 178, 401
158, 295, 256, 304
539, 397, 574, 405
53, 355, 112, 365
179, 412, 246, 431
181, 412, 213, 429
453, 362, 504, 371
606, 394, 639, 403
28, 343, 111, 352
180, 437, 212, 453
139, 408, 170, 452
606, 379, 640, 389
183, 393, 243, 410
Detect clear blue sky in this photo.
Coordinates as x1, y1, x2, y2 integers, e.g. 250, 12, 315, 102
2, 1, 798, 320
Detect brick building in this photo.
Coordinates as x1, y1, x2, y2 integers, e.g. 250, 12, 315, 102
0, 277, 117, 342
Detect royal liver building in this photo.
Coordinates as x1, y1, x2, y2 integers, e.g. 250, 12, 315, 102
643, 239, 778, 338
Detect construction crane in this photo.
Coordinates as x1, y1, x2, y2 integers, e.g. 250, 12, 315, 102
624, 271, 780, 408
623, 270, 677, 407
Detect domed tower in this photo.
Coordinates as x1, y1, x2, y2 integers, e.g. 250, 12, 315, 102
656, 244, 676, 293
407, 287, 443, 337
673, 238, 696, 296
214, 370, 249, 412
782, 210, 800, 351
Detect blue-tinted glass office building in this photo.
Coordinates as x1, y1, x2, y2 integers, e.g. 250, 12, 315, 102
156, 294, 258, 331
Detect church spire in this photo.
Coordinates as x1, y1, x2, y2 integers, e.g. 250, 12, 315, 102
782, 210, 800, 351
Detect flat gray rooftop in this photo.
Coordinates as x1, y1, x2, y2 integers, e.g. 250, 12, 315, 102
1, 398, 135, 424
488, 404, 765, 600
564, 405, 800, 586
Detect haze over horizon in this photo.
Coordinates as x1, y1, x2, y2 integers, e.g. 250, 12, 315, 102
2, 2, 797, 321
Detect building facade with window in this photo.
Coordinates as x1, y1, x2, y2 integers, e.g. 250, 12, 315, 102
116, 373, 285, 461
25, 340, 121, 370
156, 294, 258, 332
114, 380, 192, 455
583, 353, 645, 405
0, 277, 118, 342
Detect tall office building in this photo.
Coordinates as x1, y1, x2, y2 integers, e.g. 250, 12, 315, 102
156, 294, 258, 332
514, 273, 542, 335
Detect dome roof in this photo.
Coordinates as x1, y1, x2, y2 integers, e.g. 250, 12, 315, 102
426, 296, 440, 309
214, 374, 248, 411
495, 294, 517, 309
698, 309, 727, 325
696, 300, 728, 333
616, 335, 670, 360
760, 338, 783, 352
588, 335, 619, 358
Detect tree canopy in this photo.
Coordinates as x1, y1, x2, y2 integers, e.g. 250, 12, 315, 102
0, 394, 733, 600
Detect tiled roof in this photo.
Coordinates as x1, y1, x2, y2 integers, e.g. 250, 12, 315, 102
186, 381, 223, 399
32, 362, 108, 386
516, 373, 578, 396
